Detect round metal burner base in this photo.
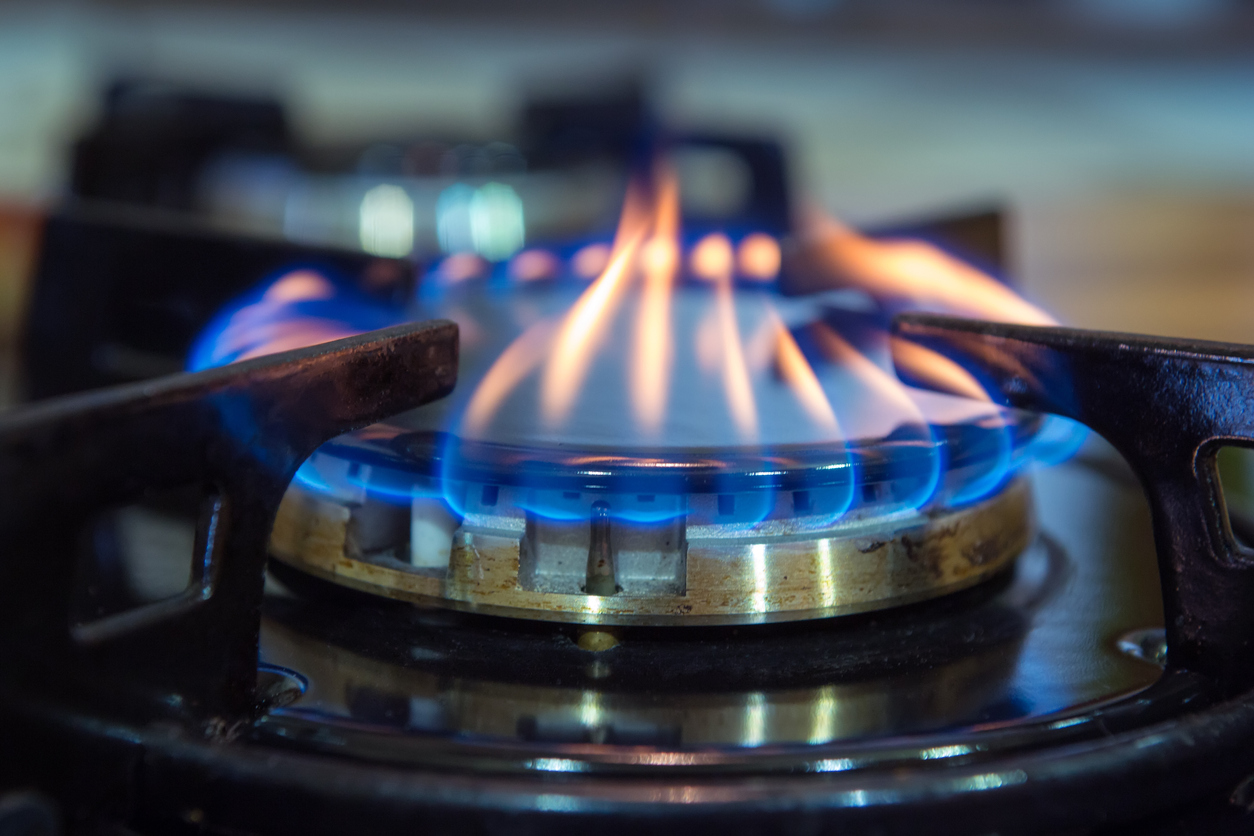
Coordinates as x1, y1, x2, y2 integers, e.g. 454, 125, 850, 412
268, 478, 1031, 625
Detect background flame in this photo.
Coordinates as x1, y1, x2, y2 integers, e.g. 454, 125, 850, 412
790, 209, 1056, 326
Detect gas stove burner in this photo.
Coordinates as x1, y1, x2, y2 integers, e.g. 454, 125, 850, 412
270, 423, 1036, 624
193, 179, 1073, 625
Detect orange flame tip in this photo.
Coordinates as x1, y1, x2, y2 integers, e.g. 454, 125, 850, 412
798, 211, 1056, 327
691, 233, 735, 282
262, 270, 336, 303
701, 233, 759, 439
572, 243, 611, 279
509, 249, 561, 283
631, 168, 680, 434
539, 240, 641, 425
463, 320, 559, 436
889, 337, 992, 403
770, 313, 839, 432
738, 233, 781, 282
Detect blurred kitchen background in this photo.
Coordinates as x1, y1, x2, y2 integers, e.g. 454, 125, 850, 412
2, 0, 1254, 402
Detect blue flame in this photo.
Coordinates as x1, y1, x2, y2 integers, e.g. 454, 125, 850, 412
775, 461, 859, 533
294, 456, 452, 510
945, 414, 1016, 507
192, 240, 1080, 542
187, 266, 402, 372
1024, 415, 1090, 467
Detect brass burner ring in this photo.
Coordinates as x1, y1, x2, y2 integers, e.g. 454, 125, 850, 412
269, 477, 1031, 625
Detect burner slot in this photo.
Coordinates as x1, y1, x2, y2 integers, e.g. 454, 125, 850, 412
409, 497, 458, 569
613, 518, 687, 596
585, 502, 617, 595
518, 517, 587, 594
519, 510, 686, 597
459, 483, 524, 532
344, 500, 407, 560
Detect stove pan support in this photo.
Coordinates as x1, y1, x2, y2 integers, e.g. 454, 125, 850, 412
893, 313, 1254, 697
0, 320, 457, 727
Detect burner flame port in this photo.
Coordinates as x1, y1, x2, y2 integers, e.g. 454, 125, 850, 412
585, 502, 617, 596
